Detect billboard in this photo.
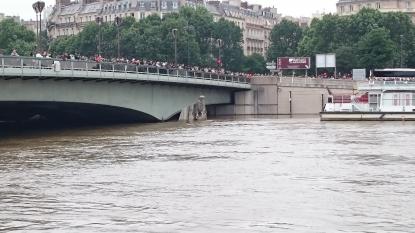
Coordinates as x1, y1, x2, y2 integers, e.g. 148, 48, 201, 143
353, 69, 366, 81
277, 57, 311, 70
316, 54, 336, 68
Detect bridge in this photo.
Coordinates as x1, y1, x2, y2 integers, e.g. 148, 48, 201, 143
0, 56, 250, 123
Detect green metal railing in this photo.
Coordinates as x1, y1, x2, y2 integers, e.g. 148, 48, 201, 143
0, 56, 250, 85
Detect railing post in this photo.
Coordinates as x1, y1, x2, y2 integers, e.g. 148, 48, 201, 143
1, 57, 4, 76
71, 61, 74, 77
112, 64, 115, 78
21, 58, 24, 76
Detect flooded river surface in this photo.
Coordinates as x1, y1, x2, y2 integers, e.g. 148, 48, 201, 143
1, 117, 415, 232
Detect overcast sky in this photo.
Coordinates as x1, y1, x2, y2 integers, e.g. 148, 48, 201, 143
1, 0, 338, 20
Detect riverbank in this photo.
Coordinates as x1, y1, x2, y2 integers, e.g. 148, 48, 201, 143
209, 76, 356, 116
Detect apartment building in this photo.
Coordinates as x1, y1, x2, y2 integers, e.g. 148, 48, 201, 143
206, 0, 279, 56
337, 0, 415, 21
48, 0, 182, 38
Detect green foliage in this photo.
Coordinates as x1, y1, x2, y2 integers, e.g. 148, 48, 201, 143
357, 28, 395, 69
47, 7, 245, 71
295, 8, 415, 73
267, 19, 303, 61
243, 53, 267, 74
0, 19, 36, 55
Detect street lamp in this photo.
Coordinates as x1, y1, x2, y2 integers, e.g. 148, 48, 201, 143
217, 39, 223, 67
32, 1, 45, 51
184, 24, 194, 65
400, 34, 404, 68
95, 17, 103, 56
114, 16, 122, 58
207, 35, 215, 63
172, 28, 178, 65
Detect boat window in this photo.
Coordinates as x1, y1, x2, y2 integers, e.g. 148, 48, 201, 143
393, 94, 400, 106
406, 94, 412, 106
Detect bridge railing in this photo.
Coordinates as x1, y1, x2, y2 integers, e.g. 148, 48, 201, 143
0, 56, 250, 84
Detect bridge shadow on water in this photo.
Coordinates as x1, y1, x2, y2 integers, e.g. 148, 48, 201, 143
0, 101, 172, 138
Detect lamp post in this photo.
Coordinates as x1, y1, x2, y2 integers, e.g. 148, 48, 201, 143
172, 28, 178, 65
184, 24, 194, 66
114, 16, 122, 58
217, 39, 223, 67
400, 34, 404, 68
95, 17, 103, 56
207, 35, 215, 65
32, 1, 45, 51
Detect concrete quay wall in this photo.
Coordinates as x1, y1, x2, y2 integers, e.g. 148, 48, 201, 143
209, 76, 357, 116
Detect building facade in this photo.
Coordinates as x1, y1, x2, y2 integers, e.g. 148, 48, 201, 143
337, 0, 415, 21
48, 0, 183, 38
47, 0, 279, 57
206, 0, 279, 57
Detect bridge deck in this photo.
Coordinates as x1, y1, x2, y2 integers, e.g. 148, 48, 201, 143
0, 56, 251, 90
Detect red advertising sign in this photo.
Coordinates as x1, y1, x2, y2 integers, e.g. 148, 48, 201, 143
277, 57, 311, 70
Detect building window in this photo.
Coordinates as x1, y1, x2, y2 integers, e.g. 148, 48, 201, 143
349, 5, 354, 12
150, 1, 156, 8
139, 2, 145, 8
340, 6, 345, 13
140, 12, 145, 19
172, 1, 178, 9
407, 1, 411, 8
376, 2, 381, 9
161, 1, 167, 9
131, 13, 134, 17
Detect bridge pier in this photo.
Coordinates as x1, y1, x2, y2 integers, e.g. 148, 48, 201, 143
179, 96, 207, 122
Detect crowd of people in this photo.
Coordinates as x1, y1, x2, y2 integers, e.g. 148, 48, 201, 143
57, 52, 250, 77
5, 49, 251, 78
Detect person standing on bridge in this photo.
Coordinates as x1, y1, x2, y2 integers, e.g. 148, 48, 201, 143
10, 49, 19, 56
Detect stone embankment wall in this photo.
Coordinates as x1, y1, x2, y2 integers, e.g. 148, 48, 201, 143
209, 76, 357, 116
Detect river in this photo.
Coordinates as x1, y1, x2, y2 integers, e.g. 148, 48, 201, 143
0, 117, 414, 232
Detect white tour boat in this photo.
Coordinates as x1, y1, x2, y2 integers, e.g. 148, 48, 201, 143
321, 68, 415, 121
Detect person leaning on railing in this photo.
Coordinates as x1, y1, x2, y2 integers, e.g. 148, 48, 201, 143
10, 49, 19, 56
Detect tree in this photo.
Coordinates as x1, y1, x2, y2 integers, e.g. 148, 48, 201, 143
0, 19, 36, 55
243, 53, 267, 74
213, 18, 244, 71
357, 27, 395, 70
335, 46, 358, 73
46, 7, 243, 72
267, 19, 303, 61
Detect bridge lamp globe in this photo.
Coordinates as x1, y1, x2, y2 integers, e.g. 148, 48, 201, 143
32, 1, 45, 51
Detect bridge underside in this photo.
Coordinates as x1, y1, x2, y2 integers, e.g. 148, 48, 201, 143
0, 77, 240, 123
0, 101, 159, 124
